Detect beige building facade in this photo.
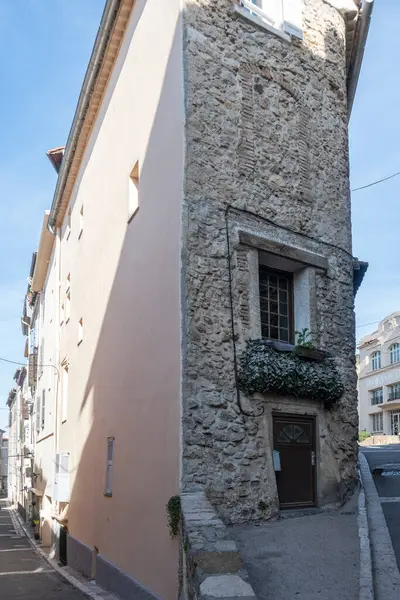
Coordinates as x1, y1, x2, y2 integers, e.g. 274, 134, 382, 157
11, 0, 372, 599
358, 312, 400, 436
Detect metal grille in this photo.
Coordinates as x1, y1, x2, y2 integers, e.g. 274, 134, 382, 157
259, 266, 292, 343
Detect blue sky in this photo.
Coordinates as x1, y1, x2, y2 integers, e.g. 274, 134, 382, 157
0, 0, 105, 430
0, 1, 398, 431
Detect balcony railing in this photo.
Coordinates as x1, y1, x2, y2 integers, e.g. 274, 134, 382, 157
388, 391, 400, 401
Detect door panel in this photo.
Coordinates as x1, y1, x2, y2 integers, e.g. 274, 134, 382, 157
273, 415, 315, 508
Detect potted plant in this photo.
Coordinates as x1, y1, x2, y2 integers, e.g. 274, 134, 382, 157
293, 328, 325, 361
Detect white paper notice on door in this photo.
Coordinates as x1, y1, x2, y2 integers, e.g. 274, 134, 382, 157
273, 450, 281, 471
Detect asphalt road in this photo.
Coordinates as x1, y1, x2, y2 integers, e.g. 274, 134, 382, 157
0, 499, 84, 599
361, 444, 400, 571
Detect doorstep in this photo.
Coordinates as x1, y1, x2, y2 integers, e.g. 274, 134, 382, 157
9, 502, 119, 600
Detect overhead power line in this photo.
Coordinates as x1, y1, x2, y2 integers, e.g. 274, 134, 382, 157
351, 170, 400, 193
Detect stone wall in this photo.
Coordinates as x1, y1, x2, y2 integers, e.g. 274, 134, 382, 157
181, 0, 358, 522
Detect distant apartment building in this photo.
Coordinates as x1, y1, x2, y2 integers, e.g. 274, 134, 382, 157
358, 312, 400, 436
10, 0, 372, 599
0, 430, 8, 494
6, 366, 33, 519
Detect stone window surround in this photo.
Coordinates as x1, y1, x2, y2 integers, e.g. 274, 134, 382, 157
233, 225, 328, 347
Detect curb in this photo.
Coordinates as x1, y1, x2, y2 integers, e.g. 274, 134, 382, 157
359, 453, 400, 600
357, 482, 374, 600
8, 503, 118, 600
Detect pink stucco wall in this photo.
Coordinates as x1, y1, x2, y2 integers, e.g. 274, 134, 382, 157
57, 1, 184, 597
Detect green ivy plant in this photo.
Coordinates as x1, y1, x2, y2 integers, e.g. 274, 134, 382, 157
294, 328, 315, 349
239, 339, 344, 407
166, 496, 181, 538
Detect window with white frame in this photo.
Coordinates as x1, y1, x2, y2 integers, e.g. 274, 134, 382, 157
128, 161, 139, 222
78, 205, 83, 239
62, 364, 69, 422
371, 388, 383, 406
390, 343, 400, 365
105, 437, 115, 497
41, 389, 46, 430
65, 274, 71, 323
371, 351, 381, 371
78, 318, 83, 345
65, 207, 71, 241
35, 396, 40, 433
238, 0, 303, 38
389, 382, 400, 402
372, 413, 383, 433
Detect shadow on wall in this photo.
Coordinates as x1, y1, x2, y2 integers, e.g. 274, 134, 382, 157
66, 4, 182, 600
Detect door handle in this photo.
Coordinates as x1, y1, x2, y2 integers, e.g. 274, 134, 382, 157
311, 451, 316, 467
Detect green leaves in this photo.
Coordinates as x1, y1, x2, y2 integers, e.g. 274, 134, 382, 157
239, 340, 344, 407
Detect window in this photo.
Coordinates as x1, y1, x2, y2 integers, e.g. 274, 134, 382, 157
372, 413, 383, 433
371, 351, 381, 371
66, 291, 71, 323
41, 389, 45, 430
389, 383, 400, 402
371, 388, 383, 406
105, 437, 114, 496
237, 0, 303, 38
35, 396, 40, 433
79, 205, 83, 239
66, 274, 71, 323
390, 343, 400, 365
66, 207, 71, 240
62, 365, 69, 422
54, 452, 70, 502
78, 318, 84, 345
259, 266, 293, 343
128, 161, 139, 222
39, 339, 44, 376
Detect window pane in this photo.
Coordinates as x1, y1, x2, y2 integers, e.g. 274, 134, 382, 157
270, 314, 279, 327
270, 327, 279, 339
269, 275, 277, 287
270, 301, 278, 314
280, 316, 288, 328
280, 328, 289, 342
279, 278, 288, 290
269, 286, 278, 300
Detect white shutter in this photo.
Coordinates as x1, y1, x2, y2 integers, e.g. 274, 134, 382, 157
54, 452, 70, 502
36, 397, 41, 433
105, 438, 114, 496
283, 0, 303, 39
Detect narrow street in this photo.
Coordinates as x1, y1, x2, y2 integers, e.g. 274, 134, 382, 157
361, 444, 400, 570
0, 499, 84, 599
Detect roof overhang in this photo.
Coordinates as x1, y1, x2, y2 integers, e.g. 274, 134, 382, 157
46, 147, 65, 174
31, 212, 55, 293
353, 258, 369, 297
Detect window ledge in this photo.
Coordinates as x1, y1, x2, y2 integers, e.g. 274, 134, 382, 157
233, 4, 291, 42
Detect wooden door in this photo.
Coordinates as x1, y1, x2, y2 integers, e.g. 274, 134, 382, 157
273, 414, 316, 508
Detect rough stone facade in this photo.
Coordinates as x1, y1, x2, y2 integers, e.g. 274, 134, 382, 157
181, 0, 358, 523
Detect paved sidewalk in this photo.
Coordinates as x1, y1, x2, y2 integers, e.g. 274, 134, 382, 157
0, 499, 85, 599
230, 493, 360, 600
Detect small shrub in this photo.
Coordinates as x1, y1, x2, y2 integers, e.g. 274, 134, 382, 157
258, 500, 267, 512
359, 431, 371, 442
166, 496, 181, 538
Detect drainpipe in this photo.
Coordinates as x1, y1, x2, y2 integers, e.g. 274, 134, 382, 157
47, 0, 121, 234
347, 0, 374, 117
